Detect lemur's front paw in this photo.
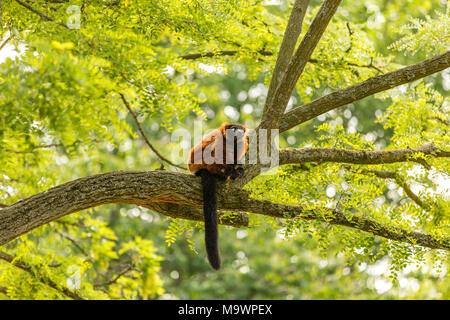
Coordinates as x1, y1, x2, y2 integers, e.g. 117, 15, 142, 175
231, 166, 244, 180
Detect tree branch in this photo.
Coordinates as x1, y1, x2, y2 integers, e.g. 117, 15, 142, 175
279, 50, 450, 132
4, 141, 87, 154
0, 169, 448, 251
119, 93, 186, 170
93, 264, 134, 289
260, 0, 341, 130
56, 231, 92, 259
279, 143, 449, 166
0, 35, 13, 51
345, 167, 429, 210
0, 171, 239, 245
14, 0, 70, 29
180, 50, 384, 73
239, 199, 449, 250
0, 250, 84, 300
236, 143, 449, 186
179, 49, 273, 60
262, 0, 309, 125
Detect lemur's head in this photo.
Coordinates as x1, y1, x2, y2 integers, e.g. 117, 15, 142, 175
222, 123, 247, 139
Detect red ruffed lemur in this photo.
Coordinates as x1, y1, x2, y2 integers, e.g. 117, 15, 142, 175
188, 123, 249, 270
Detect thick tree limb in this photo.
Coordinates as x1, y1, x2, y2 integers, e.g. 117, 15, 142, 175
239, 200, 449, 251
279, 50, 450, 132
0, 250, 84, 300
0, 171, 246, 246
0, 169, 448, 251
262, 0, 309, 124
236, 143, 449, 187
260, 0, 341, 130
278, 143, 449, 166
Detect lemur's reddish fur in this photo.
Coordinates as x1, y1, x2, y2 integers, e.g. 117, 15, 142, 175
188, 123, 248, 176
188, 123, 248, 270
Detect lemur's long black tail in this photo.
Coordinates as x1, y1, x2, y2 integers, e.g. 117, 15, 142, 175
196, 169, 221, 270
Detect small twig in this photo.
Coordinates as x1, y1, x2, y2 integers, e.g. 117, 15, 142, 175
428, 116, 449, 126
54, 220, 118, 243
4, 139, 98, 154
14, 0, 70, 29
179, 49, 273, 60
119, 93, 186, 170
345, 57, 384, 74
347, 167, 430, 210
180, 49, 383, 73
346, 22, 354, 36
412, 158, 432, 170
93, 264, 134, 289
309, 57, 384, 73
56, 231, 92, 259
0, 35, 13, 51
5, 143, 64, 154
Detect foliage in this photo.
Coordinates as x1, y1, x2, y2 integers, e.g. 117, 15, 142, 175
389, 7, 450, 56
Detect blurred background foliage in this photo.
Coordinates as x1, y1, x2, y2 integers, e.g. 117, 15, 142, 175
0, 0, 448, 299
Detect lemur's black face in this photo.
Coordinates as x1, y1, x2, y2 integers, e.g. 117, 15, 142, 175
225, 124, 246, 139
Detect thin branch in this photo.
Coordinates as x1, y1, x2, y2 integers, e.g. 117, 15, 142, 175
347, 167, 429, 210
279, 50, 450, 132
0, 250, 84, 300
119, 93, 186, 170
93, 264, 134, 289
309, 57, 384, 73
180, 50, 383, 73
343, 57, 384, 74
240, 197, 449, 251
179, 49, 273, 60
4, 140, 97, 154
345, 22, 354, 36
428, 116, 449, 126
0, 35, 13, 51
56, 231, 92, 259
5, 143, 64, 154
260, 0, 342, 130
14, 0, 70, 29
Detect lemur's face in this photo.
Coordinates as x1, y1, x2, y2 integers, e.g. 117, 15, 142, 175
225, 124, 246, 139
